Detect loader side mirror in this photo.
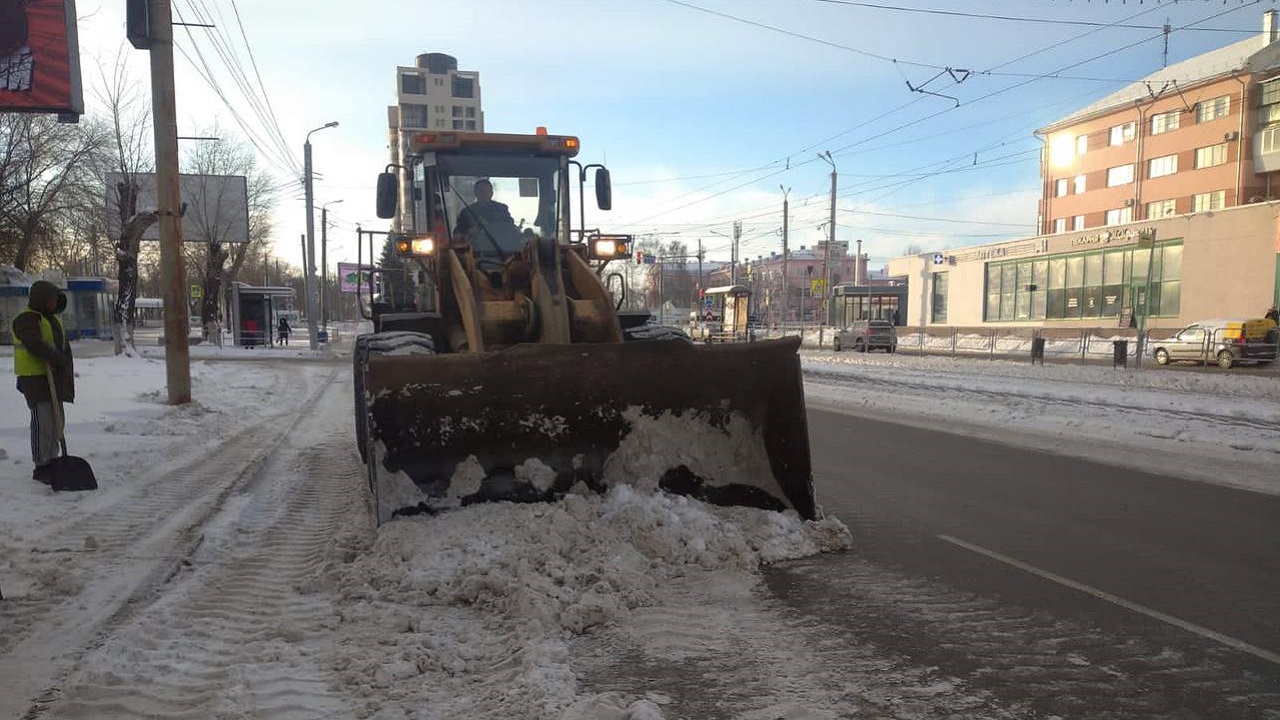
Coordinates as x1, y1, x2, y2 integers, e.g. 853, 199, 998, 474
595, 167, 612, 211
376, 172, 399, 219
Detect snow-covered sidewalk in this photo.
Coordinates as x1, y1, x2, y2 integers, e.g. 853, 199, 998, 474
802, 351, 1280, 495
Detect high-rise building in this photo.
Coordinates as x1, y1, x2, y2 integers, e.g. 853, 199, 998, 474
387, 53, 484, 228
1037, 11, 1280, 236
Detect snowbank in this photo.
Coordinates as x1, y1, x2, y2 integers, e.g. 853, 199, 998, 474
323, 486, 850, 719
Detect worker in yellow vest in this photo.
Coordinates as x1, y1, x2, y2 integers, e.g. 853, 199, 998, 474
11, 280, 75, 485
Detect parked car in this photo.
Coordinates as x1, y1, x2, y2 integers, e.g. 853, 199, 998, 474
1149, 318, 1278, 369
834, 320, 897, 353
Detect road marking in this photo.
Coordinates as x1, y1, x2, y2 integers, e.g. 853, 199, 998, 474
936, 534, 1280, 666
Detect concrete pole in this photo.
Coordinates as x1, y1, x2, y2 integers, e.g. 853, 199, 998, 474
818, 151, 837, 346
303, 141, 319, 349
780, 186, 790, 324
321, 205, 328, 329
148, 0, 191, 404
731, 221, 741, 286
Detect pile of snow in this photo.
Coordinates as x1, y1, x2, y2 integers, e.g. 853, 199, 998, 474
322, 486, 850, 719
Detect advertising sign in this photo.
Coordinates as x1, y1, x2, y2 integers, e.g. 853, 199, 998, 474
0, 0, 84, 115
105, 173, 251, 243
338, 263, 377, 293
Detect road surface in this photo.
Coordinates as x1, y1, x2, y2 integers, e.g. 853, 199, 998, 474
763, 406, 1280, 719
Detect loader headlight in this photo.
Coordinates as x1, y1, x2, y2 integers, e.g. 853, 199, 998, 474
593, 238, 618, 258
396, 235, 436, 256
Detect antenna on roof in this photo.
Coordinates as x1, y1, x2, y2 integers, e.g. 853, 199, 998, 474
1163, 20, 1172, 68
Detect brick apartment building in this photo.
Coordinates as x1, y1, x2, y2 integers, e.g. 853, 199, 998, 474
1038, 11, 1280, 235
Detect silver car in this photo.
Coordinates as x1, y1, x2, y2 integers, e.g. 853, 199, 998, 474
1149, 320, 1279, 368
834, 320, 897, 353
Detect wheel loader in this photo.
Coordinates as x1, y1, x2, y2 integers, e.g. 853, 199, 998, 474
355, 129, 816, 524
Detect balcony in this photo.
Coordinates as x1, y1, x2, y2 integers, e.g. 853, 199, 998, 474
1254, 125, 1280, 172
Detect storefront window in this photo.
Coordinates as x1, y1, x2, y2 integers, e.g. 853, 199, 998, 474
931, 273, 948, 323
983, 240, 1182, 322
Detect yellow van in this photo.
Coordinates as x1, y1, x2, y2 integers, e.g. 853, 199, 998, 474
1150, 318, 1279, 368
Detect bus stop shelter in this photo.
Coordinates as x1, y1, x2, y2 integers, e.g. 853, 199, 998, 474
227, 282, 295, 347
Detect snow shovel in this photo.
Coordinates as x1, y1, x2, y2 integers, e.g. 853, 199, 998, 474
43, 367, 97, 492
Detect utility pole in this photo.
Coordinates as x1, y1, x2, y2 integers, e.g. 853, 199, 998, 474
818, 151, 837, 347
731, 221, 742, 286
304, 121, 339, 349
321, 199, 343, 330
147, 0, 191, 404
780, 185, 790, 324
1136, 229, 1157, 368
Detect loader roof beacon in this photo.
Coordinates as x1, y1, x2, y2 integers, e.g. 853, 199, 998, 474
356, 129, 816, 524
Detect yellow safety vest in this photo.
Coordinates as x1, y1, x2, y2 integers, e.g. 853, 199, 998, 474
12, 310, 61, 377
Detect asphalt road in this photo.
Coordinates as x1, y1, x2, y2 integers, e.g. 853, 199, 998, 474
763, 407, 1280, 719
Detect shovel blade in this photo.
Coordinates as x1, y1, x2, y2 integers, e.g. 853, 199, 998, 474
49, 454, 98, 492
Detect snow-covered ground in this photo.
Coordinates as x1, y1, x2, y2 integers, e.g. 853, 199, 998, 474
803, 350, 1280, 495
3, 342, 1276, 718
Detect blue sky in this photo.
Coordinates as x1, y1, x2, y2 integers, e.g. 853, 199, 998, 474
70, 0, 1277, 269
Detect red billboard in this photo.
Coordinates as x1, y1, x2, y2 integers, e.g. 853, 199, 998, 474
0, 0, 84, 115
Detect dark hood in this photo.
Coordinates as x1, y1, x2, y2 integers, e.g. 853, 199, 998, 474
27, 280, 59, 312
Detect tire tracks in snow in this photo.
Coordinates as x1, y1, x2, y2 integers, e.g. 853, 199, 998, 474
0, 367, 340, 719
764, 552, 1280, 720
24, 371, 363, 720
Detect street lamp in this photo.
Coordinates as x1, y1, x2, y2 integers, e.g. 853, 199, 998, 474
321, 198, 344, 330
816, 151, 837, 347
304, 120, 339, 349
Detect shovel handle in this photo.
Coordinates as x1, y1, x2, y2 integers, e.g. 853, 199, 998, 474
44, 366, 66, 444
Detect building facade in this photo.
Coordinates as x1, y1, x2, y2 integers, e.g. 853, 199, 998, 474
387, 53, 484, 229
889, 201, 1280, 329
1038, 12, 1280, 236
702, 241, 868, 323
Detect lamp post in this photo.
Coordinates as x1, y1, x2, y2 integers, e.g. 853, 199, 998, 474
321, 198, 343, 330
817, 151, 837, 347
304, 121, 339, 349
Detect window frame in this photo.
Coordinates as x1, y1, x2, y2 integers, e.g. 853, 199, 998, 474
1106, 164, 1135, 187
1194, 143, 1228, 169
1196, 95, 1230, 123
1150, 110, 1181, 135
1192, 189, 1226, 212
1148, 154, 1177, 179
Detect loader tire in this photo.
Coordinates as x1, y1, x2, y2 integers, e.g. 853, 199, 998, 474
354, 332, 436, 462
623, 323, 692, 343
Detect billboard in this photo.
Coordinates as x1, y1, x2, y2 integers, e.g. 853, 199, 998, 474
338, 263, 377, 294
105, 173, 252, 243
0, 0, 84, 115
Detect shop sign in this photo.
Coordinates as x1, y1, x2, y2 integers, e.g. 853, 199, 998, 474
1069, 226, 1154, 247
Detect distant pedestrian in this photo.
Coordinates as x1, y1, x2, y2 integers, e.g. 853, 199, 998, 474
277, 316, 291, 346
11, 281, 75, 485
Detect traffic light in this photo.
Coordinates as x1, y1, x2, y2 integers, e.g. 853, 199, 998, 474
126, 0, 154, 50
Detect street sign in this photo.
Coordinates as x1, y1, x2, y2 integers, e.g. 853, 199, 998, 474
810, 278, 826, 294
932, 253, 945, 265
189, 284, 202, 299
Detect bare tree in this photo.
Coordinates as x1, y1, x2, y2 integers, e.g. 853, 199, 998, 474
94, 51, 158, 354
0, 113, 109, 271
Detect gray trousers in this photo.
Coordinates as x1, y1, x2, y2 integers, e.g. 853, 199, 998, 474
29, 401, 60, 466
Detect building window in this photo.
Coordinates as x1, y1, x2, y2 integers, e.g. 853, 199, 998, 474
1192, 190, 1226, 212
1073, 174, 1086, 194
435, 119, 445, 128
985, 241, 1182, 322
1075, 134, 1088, 155
452, 75, 475, 98
400, 103, 428, 128
1260, 79, 1280, 126
1150, 110, 1180, 135
1196, 95, 1230, 123
1148, 154, 1177, 178
1194, 143, 1227, 169
452, 120, 463, 130
465, 120, 476, 130
435, 104, 445, 113
1073, 215, 1085, 230
1106, 164, 1134, 187
1109, 122, 1135, 146
466, 107, 476, 118
1054, 178, 1068, 197
434, 77, 444, 86
1146, 199, 1177, 219
452, 106, 463, 117
1053, 217, 1067, 233
930, 273, 948, 324
399, 73, 426, 95
1105, 206, 1133, 225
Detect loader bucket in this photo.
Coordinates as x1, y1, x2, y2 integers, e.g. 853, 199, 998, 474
362, 337, 815, 524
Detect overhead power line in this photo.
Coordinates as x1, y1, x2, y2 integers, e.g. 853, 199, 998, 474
809, 0, 1264, 33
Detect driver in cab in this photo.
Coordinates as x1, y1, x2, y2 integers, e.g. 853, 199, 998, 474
454, 178, 515, 244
